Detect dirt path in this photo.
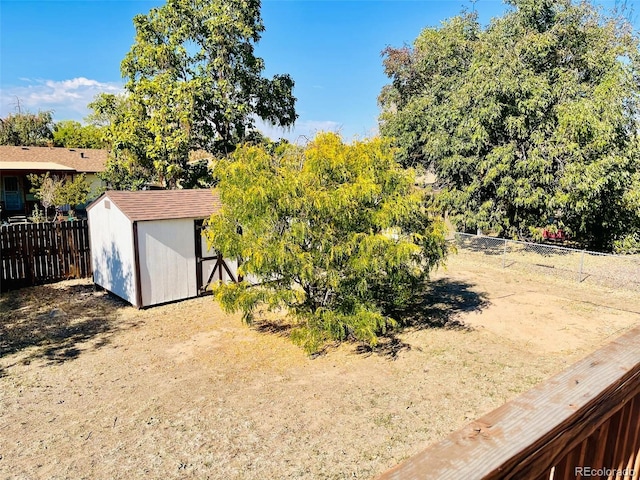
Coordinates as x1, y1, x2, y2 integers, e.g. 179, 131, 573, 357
1, 257, 639, 479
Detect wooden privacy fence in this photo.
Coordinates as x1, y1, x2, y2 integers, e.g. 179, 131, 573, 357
1, 220, 91, 292
378, 325, 640, 480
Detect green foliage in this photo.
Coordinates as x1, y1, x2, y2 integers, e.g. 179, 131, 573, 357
380, 0, 640, 250
53, 120, 107, 149
28, 173, 91, 218
89, 92, 165, 190
204, 132, 448, 353
89, 93, 157, 189
181, 159, 216, 189
613, 233, 640, 254
0, 111, 54, 146
100, 0, 296, 189
27, 173, 64, 218
57, 174, 91, 209
98, 156, 150, 191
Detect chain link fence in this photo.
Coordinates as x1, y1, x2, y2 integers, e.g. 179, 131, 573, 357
453, 233, 640, 291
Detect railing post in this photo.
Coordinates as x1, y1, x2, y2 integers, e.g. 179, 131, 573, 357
578, 250, 584, 282
502, 239, 507, 269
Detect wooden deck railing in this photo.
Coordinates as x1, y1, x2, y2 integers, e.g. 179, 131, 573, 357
378, 325, 640, 480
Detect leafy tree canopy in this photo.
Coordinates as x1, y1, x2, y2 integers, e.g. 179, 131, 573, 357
102, 0, 296, 189
88, 93, 154, 190
379, 0, 640, 250
27, 173, 91, 219
53, 120, 107, 149
204, 132, 448, 353
0, 111, 54, 146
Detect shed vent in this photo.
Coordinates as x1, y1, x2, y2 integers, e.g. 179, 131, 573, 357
105, 200, 111, 209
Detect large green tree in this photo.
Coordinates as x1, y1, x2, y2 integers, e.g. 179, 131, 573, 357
0, 111, 54, 146
53, 120, 107, 149
88, 93, 152, 190
107, 0, 296, 188
204, 132, 448, 353
89, 92, 217, 190
379, 0, 640, 250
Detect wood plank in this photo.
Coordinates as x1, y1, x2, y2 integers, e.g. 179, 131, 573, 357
83, 219, 91, 277
3, 224, 16, 288
73, 222, 82, 277
615, 400, 634, 479
29, 222, 37, 284
631, 442, 640, 480
18, 223, 27, 282
195, 219, 204, 294
624, 397, 640, 480
553, 441, 582, 479
39, 223, 47, 281
29, 223, 38, 282
12, 224, 20, 281
608, 407, 628, 479
54, 222, 63, 280
3, 226, 12, 283
132, 221, 143, 308
0, 221, 92, 291
42, 223, 49, 277
45, 223, 54, 281
619, 397, 640, 480
61, 222, 69, 277
377, 326, 640, 480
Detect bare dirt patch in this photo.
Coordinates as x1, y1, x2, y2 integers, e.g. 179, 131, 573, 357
1, 256, 639, 479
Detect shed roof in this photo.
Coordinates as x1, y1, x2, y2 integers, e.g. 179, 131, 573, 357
91, 189, 222, 222
0, 146, 107, 173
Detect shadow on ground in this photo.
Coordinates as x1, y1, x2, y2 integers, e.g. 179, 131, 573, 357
392, 278, 489, 328
254, 319, 293, 337
250, 278, 489, 360
358, 278, 490, 359
0, 281, 134, 373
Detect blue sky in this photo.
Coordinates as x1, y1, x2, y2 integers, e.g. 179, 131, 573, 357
0, 0, 635, 142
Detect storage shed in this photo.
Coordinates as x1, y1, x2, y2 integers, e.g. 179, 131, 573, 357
87, 189, 238, 307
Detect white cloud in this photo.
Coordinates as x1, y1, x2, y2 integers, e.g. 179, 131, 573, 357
0, 77, 124, 122
0, 81, 378, 142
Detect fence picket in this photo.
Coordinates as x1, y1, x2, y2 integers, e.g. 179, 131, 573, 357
1, 220, 92, 292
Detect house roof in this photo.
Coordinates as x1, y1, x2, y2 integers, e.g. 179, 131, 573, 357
89, 189, 222, 222
0, 146, 107, 173
0, 161, 75, 172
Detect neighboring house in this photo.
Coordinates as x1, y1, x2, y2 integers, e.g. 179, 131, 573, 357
0, 146, 108, 218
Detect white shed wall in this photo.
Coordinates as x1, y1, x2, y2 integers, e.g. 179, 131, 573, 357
88, 198, 137, 305
138, 218, 198, 306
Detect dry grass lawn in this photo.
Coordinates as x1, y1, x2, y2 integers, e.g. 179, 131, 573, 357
1, 254, 639, 479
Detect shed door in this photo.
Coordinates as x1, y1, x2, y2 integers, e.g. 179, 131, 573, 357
194, 219, 238, 295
